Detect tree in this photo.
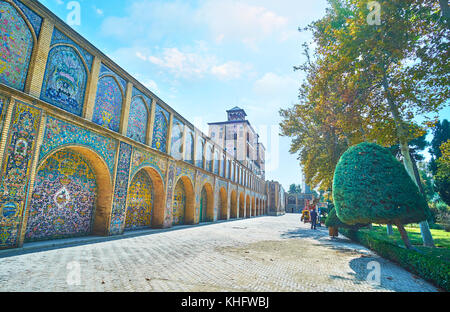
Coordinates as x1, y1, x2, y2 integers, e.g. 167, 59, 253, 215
288, 184, 302, 194
429, 120, 449, 175
435, 140, 450, 205
333, 142, 431, 249
288, 184, 297, 194
297, 0, 448, 247
325, 207, 368, 230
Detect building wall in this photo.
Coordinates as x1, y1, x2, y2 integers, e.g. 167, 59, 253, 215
0, 0, 272, 250
266, 181, 286, 216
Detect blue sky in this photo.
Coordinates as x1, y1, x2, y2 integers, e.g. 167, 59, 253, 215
39, 0, 449, 191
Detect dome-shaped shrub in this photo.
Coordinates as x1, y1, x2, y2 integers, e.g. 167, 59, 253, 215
325, 208, 368, 229
332, 142, 431, 248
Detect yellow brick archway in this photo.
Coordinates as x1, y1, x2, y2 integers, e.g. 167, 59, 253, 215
246, 195, 251, 218
126, 166, 166, 229
239, 192, 245, 218
218, 187, 228, 220
173, 176, 195, 225
201, 182, 214, 222
230, 190, 238, 219
29, 145, 113, 237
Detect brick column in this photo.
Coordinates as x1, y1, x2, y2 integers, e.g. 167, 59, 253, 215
26, 18, 54, 97
165, 113, 174, 155
119, 82, 133, 136
83, 56, 101, 121
146, 98, 156, 146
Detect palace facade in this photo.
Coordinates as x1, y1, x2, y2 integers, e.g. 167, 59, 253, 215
0, 0, 284, 250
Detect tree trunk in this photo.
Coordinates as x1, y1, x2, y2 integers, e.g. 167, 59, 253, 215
410, 151, 435, 247
386, 224, 394, 236
396, 223, 414, 250
439, 0, 450, 21
382, 73, 435, 248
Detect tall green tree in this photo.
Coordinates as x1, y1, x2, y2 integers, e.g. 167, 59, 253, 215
435, 140, 450, 205
294, 0, 448, 247
429, 120, 450, 174
429, 120, 450, 204
288, 184, 302, 194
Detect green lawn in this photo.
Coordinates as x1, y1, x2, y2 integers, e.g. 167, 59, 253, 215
362, 225, 450, 262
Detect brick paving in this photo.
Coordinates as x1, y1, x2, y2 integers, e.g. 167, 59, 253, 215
0, 214, 438, 292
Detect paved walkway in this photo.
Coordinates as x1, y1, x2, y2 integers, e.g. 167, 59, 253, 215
0, 214, 438, 292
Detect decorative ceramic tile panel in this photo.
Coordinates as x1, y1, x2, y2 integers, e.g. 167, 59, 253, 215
99, 63, 127, 91
125, 170, 153, 230
170, 117, 183, 160
0, 1, 34, 91
0, 94, 8, 134
127, 96, 148, 144
172, 179, 186, 226
93, 75, 123, 132
195, 137, 205, 168
12, 0, 42, 37
50, 27, 92, 71
0, 101, 41, 248
199, 187, 207, 223
109, 142, 132, 235
185, 129, 194, 164
40, 45, 87, 116
39, 116, 117, 175
151, 104, 169, 153
25, 150, 97, 242
130, 148, 166, 183
164, 161, 175, 227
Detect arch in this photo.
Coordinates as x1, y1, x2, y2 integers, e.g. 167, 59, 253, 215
25, 146, 112, 242
206, 144, 213, 172
185, 129, 194, 164
246, 194, 251, 218
152, 105, 169, 153
0, 1, 36, 91
239, 192, 245, 218
172, 176, 195, 225
93, 75, 123, 132
214, 150, 220, 175
218, 187, 228, 220
170, 118, 184, 160
230, 190, 238, 219
196, 136, 205, 168
200, 182, 214, 222
40, 44, 88, 117
125, 166, 165, 229
127, 96, 149, 144
252, 196, 256, 217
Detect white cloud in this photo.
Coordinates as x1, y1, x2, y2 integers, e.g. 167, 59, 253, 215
139, 47, 250, 80
211, 61, 249, 80
93, 6, 104, 16
196, 0, 289, 47
142, 79, 159, 93
253, 72, 298, 97
135, 51, 147, 61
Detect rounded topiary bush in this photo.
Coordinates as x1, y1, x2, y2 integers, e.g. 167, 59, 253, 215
332, 142, 430, 226
325, 208, 369, 229
325, 208, 344, 228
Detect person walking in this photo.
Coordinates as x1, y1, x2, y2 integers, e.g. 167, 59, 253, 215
310, 209, 318, 230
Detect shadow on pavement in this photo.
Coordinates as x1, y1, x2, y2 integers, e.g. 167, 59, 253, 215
280, 224, 416, 292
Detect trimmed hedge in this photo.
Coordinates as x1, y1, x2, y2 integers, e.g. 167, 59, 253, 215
333, 142, 431, 225
340, 228, 450, 291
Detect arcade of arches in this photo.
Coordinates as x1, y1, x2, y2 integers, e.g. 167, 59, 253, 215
0, 0, 280, 250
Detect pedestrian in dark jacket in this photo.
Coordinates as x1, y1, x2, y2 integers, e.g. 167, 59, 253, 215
310, 209, 318, 230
